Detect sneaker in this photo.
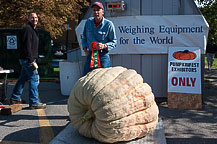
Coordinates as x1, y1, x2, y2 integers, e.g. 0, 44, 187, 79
29, 103, 46, 109
9, 99, 22, 105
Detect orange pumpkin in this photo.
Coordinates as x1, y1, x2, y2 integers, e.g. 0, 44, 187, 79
173, 50, 196, 60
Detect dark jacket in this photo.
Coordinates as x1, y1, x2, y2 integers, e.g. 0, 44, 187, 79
206, 43, 217, 54
20, 22, 39, 63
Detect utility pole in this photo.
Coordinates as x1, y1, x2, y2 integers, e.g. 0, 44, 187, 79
66, 24, 69, 56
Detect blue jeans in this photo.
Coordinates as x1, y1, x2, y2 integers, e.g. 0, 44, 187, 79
10, 59, 40, 106
83, 52, 110, 76
207, 53, 215, 63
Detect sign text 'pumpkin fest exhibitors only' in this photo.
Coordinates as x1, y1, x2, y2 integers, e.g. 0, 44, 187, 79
167, 47, 202, 110
76, 15, 209, 56
168, 47, 201, 94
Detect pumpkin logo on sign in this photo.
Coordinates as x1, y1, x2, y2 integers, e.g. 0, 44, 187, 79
173, 50, 196, 60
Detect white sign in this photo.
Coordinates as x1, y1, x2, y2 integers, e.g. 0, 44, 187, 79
76, 15, 209, 56
7, 35, 17, 49
168, 47, 201, 94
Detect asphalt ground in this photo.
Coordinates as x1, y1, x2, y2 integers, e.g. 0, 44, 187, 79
0, 81, 69, 144
0, 68, 216, 144
159, 68, 217, 144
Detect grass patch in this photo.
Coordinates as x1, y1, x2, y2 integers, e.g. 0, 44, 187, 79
205, 56, 217, 69
40, 68, 59, 81
40, 77, 58, 81
54, 68, 60, 72
5, 68, 60, 81
6, 77, 58, 81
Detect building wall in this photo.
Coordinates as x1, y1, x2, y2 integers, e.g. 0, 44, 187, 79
110, 54, 168, 97
71, 0, 203, 98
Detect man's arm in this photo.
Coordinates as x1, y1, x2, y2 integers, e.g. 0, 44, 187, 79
105, 22, 117, 51
22, 26, 34, 63
83, 47, 90, 56
82, 21, 88, 54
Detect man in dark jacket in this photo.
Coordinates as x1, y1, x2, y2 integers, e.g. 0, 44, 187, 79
10, 12, 46, 109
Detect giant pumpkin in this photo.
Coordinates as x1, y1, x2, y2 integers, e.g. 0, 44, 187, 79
67, 66, 159, 143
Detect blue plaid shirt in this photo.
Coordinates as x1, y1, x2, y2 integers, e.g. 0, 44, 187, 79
82, 17, 117, 52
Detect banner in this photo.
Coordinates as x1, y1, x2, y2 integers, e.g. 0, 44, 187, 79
168, 47, 201, 94
76, 15, 209, 55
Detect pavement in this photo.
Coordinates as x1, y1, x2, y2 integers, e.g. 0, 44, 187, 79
0, 68, 216, 144
0, 81, 70, 144
159, 68, 217, 144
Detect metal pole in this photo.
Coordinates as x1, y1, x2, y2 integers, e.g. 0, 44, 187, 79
66, 24, 69, 57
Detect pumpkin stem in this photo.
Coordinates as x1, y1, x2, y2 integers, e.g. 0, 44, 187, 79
183, 50, 189, 53
80, 108, 95, 122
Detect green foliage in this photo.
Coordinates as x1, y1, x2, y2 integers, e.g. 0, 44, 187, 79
199, 1, 217, 42
195, 0, 216, 5
205, 57, 217, 69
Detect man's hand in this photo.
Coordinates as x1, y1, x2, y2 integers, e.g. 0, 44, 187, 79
83, 47, 90, 56
37, 58, 40, 63
96, 43, 107, 50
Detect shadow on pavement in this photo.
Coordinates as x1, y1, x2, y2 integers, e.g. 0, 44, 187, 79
166, 138, 217, 144
1, 125, 67, 144
0, 114, 69, 127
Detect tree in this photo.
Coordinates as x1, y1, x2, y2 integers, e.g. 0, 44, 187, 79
195, 0, 216, 5
198, 1, 217, 42
0, 0, 215, 40
0, 0, 89, 39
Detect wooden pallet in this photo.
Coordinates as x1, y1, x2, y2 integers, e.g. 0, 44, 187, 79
0, 104, 22, 115
168, 92, 202, 110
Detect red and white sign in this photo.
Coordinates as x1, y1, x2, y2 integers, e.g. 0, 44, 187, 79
168, 47, 201, 94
